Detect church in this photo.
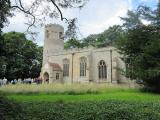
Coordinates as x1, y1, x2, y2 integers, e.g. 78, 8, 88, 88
41, 24, 127, 84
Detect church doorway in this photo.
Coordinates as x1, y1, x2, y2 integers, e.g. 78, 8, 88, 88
43, 72, 49, 83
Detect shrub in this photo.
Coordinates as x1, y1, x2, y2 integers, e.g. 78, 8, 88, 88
0, 93, 24, 120
20, 100, 160, 120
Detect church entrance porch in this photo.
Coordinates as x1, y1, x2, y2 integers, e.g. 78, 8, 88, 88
49, 63, 63, 83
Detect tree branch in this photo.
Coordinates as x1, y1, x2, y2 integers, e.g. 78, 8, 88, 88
50, 0, 68, 21
18, 0, 25, 11
11, 5, 36, 31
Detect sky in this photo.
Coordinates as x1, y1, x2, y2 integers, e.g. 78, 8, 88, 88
3, 0, 158, 46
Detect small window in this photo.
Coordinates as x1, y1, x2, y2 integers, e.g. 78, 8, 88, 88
56, 73, 59, 80
59, 32, 63, 39
46, 30, 49, 38
63, 59, 69, 77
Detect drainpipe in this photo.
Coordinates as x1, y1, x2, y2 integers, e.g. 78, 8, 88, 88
110, 50, 113, 83
71, 53, 74, 84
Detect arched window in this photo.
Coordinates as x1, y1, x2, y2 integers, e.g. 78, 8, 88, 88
63, 59, 69, 77
98, 60, 107, 79
80, 57, 87, 77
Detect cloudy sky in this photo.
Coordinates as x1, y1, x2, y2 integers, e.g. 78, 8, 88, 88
3, 0, 158, 46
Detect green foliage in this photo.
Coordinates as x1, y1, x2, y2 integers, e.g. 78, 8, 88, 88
12, 100, 160, 120
6, 89, 160, 103
81, 34, 97, 47
117, 1, 160, 91
0, 0, 12, 30
64, 38, 83, 49
2, 87, 160, 120
0, 32, 42, 80
3, 85, 160, 103
121, 10, 142, 29
66, 25, 124, 49
117, 26, 160, 83
85, 25, 123, 47
137, 0, 160, 26
0, 93, 24, 120
97, 25, 124, 47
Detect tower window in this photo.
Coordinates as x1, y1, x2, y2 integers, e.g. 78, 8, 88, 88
46, 30, 49, 38
59, 32, 63, 39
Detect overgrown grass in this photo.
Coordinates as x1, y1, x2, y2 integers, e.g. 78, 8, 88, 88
1, 83, 160, 103
0, 83, 133, 95
1, 84, 160, 120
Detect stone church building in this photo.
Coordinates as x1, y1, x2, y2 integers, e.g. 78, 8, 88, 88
41, 24, 127, 84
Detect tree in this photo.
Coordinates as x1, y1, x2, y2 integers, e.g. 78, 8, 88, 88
81, 25, 124, 48
137, 0, 160, 26
0, 0, 12, 30
2, 32, 26, 79
117, 25, 160, 90
64, 38, 83, 49
121, 10, 142, 29
98, 25, 124, 47
0, 0, 88, 38
29, 46, 43, 78
117, 1, 160, 91
0, 0, 88, 79
0, 32, 42, 80
82, 34, 98, 47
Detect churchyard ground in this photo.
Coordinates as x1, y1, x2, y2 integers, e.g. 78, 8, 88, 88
1, 84, 160, 120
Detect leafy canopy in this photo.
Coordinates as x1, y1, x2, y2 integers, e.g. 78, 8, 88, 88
0, 32, 42, 80
116, 0, 160, 91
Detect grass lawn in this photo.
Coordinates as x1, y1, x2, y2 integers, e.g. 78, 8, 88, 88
6, 89, 160, 103
1, 84, 160, 120
1, 84, 159, 103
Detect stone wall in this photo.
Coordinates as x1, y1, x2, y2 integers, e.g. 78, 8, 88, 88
42, 46, 126, 84
41, 24, 128, 84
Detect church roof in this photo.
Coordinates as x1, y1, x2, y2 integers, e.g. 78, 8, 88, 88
49, 63, 62, 71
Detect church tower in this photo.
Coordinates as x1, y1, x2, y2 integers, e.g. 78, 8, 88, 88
43, 24, 64, 66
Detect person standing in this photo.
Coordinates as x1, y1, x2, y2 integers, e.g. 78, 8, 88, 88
3, 77, 7, 85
